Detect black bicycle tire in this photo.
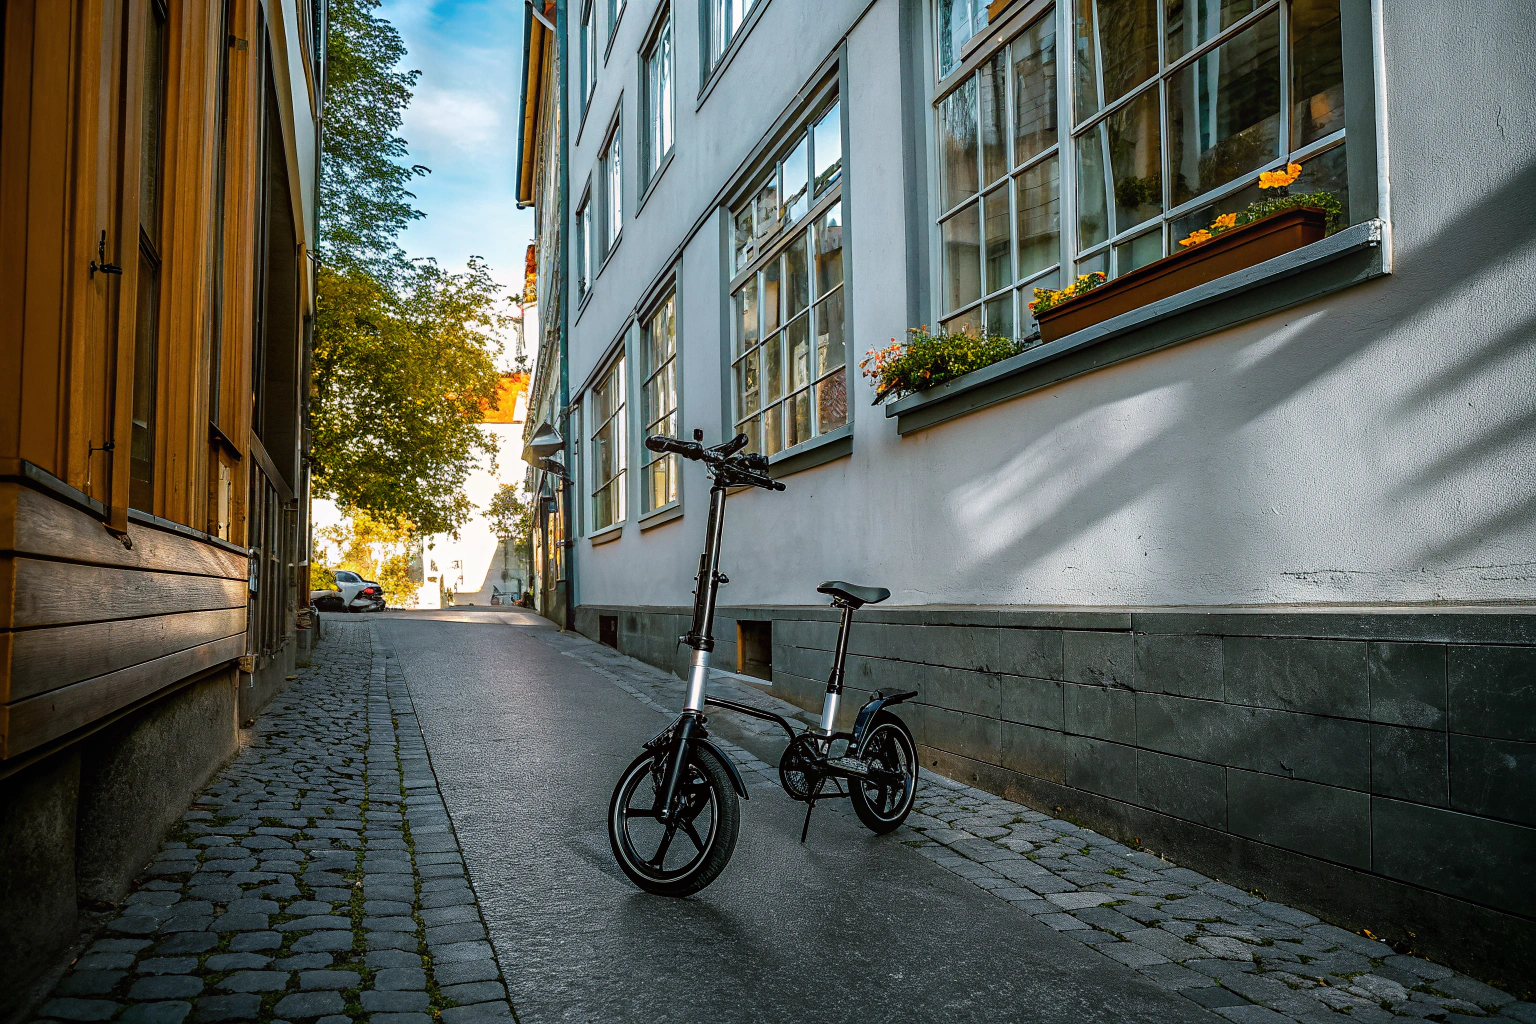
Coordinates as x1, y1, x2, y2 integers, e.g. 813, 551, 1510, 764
608, 743, 740, 897
849, 712, 919, 834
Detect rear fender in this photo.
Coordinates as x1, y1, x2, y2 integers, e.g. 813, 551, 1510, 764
851, 690, 919, 747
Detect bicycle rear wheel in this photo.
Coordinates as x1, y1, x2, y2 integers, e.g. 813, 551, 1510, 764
608, 743, 740, 896
849, 712, 918, 833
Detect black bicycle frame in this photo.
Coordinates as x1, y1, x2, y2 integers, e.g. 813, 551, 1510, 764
654, 480, 731, 823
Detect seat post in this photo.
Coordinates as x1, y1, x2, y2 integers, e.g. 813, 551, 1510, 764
818, 602, 856, 734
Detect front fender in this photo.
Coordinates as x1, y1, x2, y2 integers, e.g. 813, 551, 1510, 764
694, 738, 750, 800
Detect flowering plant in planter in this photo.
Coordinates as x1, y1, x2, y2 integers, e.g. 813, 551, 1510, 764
1177, 161, 1343, 249
861, 325, 1025, 403
1028, 272, 1107, 318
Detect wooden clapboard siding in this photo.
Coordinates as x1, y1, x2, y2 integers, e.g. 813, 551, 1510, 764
8, 606, 245, 704
4, 633, 244, 758
8, 559, 247, 629
0, 483, 247, 578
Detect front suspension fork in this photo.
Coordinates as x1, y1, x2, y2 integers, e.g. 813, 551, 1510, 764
654, 713, 700, 824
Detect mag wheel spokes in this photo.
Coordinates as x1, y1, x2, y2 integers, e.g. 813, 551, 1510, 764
850, 715, 919, 834
607, 744, 742, 897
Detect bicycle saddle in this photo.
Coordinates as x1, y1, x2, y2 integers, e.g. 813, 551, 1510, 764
817, 581, 891, 608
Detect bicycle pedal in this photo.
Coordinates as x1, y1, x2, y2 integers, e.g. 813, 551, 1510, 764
826, 756, 871, 777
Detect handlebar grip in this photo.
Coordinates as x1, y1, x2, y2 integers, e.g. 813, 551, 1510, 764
646, 434, 700, 458
772, 480, 786, 491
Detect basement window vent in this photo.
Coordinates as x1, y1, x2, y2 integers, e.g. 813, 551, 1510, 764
737, 620, 772, 681
599, 615, 618, 648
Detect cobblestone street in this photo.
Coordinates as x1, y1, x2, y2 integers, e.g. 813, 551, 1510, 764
27, 614, 1536, 1023
33, 621, 513, 1024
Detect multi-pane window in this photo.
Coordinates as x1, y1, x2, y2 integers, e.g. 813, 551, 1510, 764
642, 12, 673, 184
581, 2, 596, 109
729, 97, 845, 457
640, 295, 678, 512
935, 0, 1347, 338
576, 193, 593, 298
601, 121, 622, 250
707, 0, 760, 72
131, 0, 169, 511
589, 355, 627, 530
936, 0, 990, 77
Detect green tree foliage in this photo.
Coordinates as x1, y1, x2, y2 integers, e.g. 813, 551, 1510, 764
321, 0, 427, 276
312, 259, 506, 536
485, 483, 534, 548
315, 1, 510, 536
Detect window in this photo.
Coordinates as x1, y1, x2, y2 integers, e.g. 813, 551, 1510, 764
706, 0, 759, 72
576, 191, 593, 299
607, 0, 623, 42
581, 2, 596, 110
640, 294, 678, 512
589, 355, 627, 530
601, 120, 623, 252
642, 12, 673, 185
131, 0, 169, 512
934, 0, 1347, 339
729, 96, 845, 458
937, 0, 990, 77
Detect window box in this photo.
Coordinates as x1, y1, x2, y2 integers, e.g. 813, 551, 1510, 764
886, 218, 1388, 436
1037, 206, 1329, 343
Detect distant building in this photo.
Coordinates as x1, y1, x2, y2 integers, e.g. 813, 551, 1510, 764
0, 2, 322, 1013
517, 0, 1536, 987
418, 373, 532, 608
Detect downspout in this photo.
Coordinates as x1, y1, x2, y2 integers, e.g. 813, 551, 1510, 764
556, 0, 575, 632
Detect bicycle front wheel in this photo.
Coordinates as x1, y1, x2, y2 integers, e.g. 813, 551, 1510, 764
608, 743, 740, 897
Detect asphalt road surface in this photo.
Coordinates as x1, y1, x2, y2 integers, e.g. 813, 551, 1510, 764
375, 610, 1216, 1024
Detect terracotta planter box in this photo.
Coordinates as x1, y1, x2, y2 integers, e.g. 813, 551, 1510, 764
1036, 206, 1329, 342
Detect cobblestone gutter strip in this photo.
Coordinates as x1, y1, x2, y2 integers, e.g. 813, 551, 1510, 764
538, 630, 1536, 1024
31, 620, 516, 1024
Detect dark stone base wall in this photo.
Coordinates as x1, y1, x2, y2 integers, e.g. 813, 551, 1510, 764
0, 666, 243, 1023
576, 601, 1536, 994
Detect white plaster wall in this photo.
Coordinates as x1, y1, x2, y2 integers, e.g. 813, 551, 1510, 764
566, 0, 1536, 610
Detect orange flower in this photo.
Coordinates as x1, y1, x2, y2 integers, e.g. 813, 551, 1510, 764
1259, 162, 1302, 190
1213, 213, 1238, 229
1179, 229, 1212, 248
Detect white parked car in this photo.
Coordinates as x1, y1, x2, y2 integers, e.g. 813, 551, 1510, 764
312, 568, 386, 613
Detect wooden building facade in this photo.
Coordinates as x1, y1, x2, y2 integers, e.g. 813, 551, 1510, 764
0, 0, 321, 1014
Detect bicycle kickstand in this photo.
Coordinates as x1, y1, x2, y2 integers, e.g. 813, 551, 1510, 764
800, 777, 826, 844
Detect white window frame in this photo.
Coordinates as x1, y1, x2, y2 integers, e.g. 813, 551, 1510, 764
932, 0, 1352, 340
601, 117, 623, 255
726, 88, 847, 461
641, 9, 674, 187
588, 353, 628, 532
581, 0, 597, 111
575, 187, 593, 300
639, 292, 679, 514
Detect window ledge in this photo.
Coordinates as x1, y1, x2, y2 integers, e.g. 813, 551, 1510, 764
635, 149, 675, 218
768, 422, 853, 477
589, 523, 624, 545
888, 219, 1391, 436
639, 501, 683, 530
695, 0, 772, 109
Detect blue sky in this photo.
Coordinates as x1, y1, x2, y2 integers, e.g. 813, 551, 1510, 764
377, 0, 535, 304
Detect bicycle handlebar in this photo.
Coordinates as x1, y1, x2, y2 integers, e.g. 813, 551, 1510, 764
645, 434, 704, 459
644, 434, 786, 491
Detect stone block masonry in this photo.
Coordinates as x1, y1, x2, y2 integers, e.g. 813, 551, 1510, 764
575, 602, 1536, 995
26, 620, 515, 1024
